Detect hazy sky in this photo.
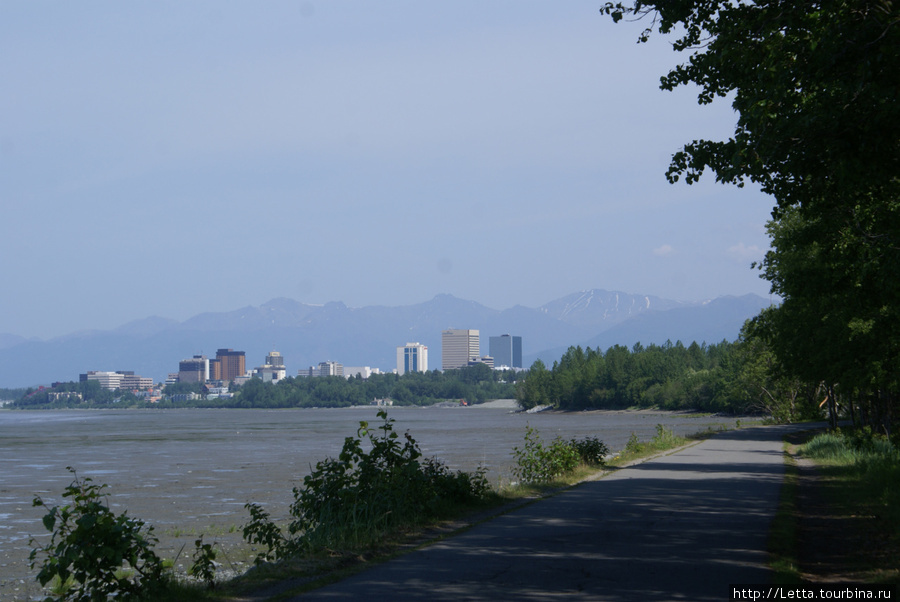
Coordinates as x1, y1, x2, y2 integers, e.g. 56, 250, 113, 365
1, 1, 775, 340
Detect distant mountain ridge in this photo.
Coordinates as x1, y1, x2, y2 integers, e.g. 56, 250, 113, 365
0, 290, 774, 388
538, 289, 686, 329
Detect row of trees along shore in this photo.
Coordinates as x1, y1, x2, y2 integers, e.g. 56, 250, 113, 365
515, 325, 820, 423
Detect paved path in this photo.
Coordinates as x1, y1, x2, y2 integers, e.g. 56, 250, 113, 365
291, 425, 805, 601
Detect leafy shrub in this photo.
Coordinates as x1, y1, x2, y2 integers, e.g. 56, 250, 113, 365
29, 467, 165, 602
569, 436, 610, 466
188, 536, 218, 589
242, 502, 292, 564
652, 423, 679, 448
624, 432, 641, 454
243, 410, 491, 560
512, 426, 608, 484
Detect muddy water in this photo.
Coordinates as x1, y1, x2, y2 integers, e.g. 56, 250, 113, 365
0, 406, 738, 600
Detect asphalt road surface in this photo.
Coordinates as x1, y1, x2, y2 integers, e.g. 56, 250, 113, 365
291, 425, 805, 601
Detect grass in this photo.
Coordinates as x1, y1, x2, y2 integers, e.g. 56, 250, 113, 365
768, 437, 803, 584
798, 428, 900, 583
165, 524, 241, 538
606, 424, 693, 467
771, 427, 900, 584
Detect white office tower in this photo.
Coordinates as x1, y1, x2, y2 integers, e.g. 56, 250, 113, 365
397, 342, 428, 375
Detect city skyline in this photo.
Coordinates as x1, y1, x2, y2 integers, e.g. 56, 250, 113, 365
0, 291, 770, 388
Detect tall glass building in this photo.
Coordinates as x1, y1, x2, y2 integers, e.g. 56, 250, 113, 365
489, 334, 522, 369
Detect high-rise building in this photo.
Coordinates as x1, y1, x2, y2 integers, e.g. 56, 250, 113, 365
441, 329, 479, 370
215, 349, 246, 382
209, 358, 221, 381
397, 342, 428, 375
266, 351, 284, 367
178, 355, 209, 384
489, 334, 523, 369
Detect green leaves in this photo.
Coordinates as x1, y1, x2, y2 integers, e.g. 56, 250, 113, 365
243, 411, 491, 558
511, 426, 604, 484
29, 468, 164, 601
189, 536, 218, 589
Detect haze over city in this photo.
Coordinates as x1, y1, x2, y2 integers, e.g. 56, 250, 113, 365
1, 1, 775, 340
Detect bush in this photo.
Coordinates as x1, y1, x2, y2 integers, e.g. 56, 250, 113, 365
569, 436, 610, 466
29, 467, 165, 602
512, 426, 608, 484
243, 410, 491, 560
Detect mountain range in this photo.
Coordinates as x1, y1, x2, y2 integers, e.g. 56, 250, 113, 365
0, 290, 774, 389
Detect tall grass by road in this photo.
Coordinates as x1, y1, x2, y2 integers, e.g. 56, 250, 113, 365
771, 428, 900, 584
802, 428, 900, 546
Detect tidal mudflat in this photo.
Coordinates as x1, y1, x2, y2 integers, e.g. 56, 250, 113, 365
0, 405, 739, 600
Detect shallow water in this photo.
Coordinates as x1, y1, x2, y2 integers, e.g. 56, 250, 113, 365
0, 406, 738, 600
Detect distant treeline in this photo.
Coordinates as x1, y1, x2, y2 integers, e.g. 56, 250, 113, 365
515, 337, 822, 421
0, 387, 28, 401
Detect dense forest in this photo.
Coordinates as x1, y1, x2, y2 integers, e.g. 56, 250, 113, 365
515, 328, 821, 422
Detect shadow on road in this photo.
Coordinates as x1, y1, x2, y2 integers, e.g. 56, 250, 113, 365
298, 426, 797, 601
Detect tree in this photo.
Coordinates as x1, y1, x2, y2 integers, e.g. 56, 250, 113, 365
602, 1, 899, 209
602, 0, 900, 431
516, 360, 552, 410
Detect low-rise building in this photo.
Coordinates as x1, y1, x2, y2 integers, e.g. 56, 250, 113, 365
254, 364, 287, 383
298, 361, 344, 378
343, 366, 380, 379
80, 371, 124, 390
252, 350, 287, 383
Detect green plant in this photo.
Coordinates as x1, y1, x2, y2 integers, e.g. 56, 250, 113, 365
242, 502, 291, 565
242, 410, 491, 557
512, 425, 586, 484
29, 467, 164, 602
624, 432, 641, 454
188, 536, 218, 589
569, 436, 610, 466
652, 424, 678, 447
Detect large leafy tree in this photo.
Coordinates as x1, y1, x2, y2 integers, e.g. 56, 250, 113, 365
602, 0, 900, 429
602, 1, 899, 208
